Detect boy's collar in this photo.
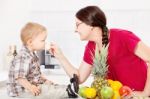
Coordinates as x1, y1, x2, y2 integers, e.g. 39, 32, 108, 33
22, 45, 35, 57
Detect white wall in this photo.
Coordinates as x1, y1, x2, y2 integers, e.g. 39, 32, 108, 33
0, 0, 150, 71
0, 0, 30, 71
30, 0, 150, 68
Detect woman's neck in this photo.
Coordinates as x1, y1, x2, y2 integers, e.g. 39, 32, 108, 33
96, 41, 102, 51
92, 27, 103, 50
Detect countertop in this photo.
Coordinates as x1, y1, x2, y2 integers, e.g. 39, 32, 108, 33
0, 67, 92, 99
0, 69, 86, 99
0, 87, 82, 99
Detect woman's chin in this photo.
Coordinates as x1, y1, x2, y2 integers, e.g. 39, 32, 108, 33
80, 38, 88, 41
80, 37, 85, 41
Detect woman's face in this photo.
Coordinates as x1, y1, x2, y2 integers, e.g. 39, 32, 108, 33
75, 18, 93, 41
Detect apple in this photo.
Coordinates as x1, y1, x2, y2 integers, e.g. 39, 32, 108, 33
100, 86, 114, 99
119, 86, 132, 96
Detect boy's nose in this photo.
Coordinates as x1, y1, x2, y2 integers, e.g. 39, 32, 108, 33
75, 30, 78, 33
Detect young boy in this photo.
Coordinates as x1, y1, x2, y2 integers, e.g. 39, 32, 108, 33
7, 22, 53, 97
7, 22, 79, 98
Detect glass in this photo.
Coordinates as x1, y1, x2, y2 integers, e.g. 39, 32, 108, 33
76, 22, 83, 29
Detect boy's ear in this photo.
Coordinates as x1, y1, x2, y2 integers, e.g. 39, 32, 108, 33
26, 39, 33, 46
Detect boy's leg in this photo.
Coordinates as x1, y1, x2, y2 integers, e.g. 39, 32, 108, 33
16, 90, 35, 98
16, 84, 68, 99
35, 84, 68, 99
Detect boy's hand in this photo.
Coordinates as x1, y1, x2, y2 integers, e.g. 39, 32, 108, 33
29, 85, 41, 96
45, 80, 54, 85
17, 78, 41, 96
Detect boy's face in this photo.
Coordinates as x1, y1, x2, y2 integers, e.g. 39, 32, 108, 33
31, 31, 47, 51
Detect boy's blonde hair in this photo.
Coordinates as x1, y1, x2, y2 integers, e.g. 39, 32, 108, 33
21, 22, 46, 45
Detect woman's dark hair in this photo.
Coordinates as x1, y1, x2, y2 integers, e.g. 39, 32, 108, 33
76, 6, 109, 45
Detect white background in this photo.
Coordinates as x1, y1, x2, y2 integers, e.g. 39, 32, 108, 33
0, 0, 150, 72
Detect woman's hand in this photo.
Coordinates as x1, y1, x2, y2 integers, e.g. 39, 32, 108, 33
49, 42, 63, 59
126, 91, 149, 98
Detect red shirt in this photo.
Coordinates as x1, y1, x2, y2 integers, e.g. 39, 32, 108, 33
83, 28, 147, 91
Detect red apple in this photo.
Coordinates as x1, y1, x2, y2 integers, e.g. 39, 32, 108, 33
119, 86, 132, 96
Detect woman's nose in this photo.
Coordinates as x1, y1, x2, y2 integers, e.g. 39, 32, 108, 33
75, 27, 78, 33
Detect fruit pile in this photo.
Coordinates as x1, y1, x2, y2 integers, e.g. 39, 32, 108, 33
108, 79, 132, 99
84, 45, 132, 99
78, 79, 132, 99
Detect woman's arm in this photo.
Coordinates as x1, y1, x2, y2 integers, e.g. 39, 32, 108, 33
59, 54, 92, 83
55, 53, 79, 78
134, 41, 150, 97
49, 43, 93, 84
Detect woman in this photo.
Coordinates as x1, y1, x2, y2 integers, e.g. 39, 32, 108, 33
49, 6, 150, 97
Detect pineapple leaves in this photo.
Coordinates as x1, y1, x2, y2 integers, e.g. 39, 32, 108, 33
91, 44, 109, 78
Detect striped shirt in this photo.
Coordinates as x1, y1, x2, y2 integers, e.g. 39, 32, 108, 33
7, 46, 46, 97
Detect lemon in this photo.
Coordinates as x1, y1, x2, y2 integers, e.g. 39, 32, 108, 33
107, 79, 114, 85
78, 86, 88, 98
84, 87, 96, 98
111, 81, 123, 91
112, 90, 120, 99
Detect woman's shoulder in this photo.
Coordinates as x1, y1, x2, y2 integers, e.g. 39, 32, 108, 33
109, 28, 132, 34
86, 41, 96, 49
109, 28, 135, 38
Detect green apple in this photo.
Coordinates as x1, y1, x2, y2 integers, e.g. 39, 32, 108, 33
100, 86, 114, 99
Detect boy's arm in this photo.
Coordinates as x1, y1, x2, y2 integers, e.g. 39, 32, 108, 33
17, 78, 41, 96
41, 74, 47, 81
41, 74, 54, 84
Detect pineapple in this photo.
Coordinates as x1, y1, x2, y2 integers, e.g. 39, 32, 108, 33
91, 44, 109, 98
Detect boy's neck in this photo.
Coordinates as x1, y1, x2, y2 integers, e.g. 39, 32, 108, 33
26, 45, 34, 52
